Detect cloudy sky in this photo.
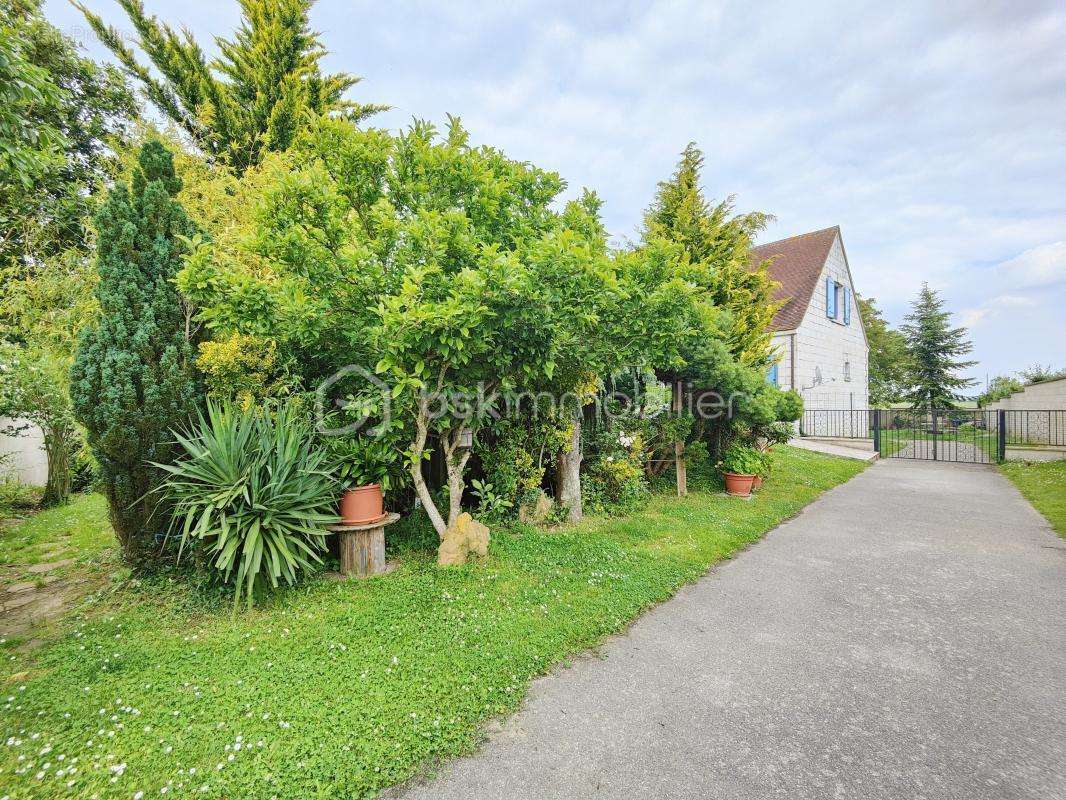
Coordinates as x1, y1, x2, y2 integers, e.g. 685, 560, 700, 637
46, 0, 1066, 389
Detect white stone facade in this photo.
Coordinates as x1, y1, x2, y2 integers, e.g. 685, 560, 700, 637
769, 234, 869, 412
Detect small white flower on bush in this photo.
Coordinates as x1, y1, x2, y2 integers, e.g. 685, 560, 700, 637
618, 432, 635, 448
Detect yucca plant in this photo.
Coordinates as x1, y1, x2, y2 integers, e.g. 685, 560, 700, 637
155, 400, 339, 606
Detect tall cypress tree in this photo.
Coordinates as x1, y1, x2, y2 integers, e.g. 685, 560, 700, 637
900, 282, 976, 410
642, 143, 779, 368
75, 0, 385, 172
71, 141, 201, 565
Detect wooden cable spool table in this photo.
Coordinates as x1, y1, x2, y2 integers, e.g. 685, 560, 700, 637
327, 513, 400, 577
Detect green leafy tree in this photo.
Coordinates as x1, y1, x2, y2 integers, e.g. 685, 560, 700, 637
179, 116, 627, 545
70, 141, 201, 565
1, 0, 135, 284
527, 192, 631, 522
641, 143, 779, 368
978, 375, 1023, 407
0, 345, 78, 506
0, 250, 97, 506
857, 295, 909, 406
0, 1, 64, 192
76, 0, 384, 172
1019, 364, 1066, 385
900, 283, 976, 409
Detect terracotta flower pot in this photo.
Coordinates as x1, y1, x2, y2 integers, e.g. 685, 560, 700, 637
752, 474, 764, 490
340, 483, 384, 525
723, 472, 755, 498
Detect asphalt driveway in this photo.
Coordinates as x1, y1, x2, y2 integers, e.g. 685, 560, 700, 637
394, 459, 1066, 800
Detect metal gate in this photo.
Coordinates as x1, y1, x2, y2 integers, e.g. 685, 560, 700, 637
872, 408, 1003, 464
799, 408, 1008, 464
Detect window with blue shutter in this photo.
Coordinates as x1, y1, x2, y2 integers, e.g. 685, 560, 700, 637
826, 277, 835, 318
767, 364, 779, 386
843, 285, 851, 325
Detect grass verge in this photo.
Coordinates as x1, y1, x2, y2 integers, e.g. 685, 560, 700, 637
0, 493, 115, 579
0, 446, 864, 799
999, 459, 1066, 538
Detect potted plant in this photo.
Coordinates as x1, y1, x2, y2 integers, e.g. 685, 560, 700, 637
752, 450, 772, 490
718, 444, 763, 498
327, 437, 403, 525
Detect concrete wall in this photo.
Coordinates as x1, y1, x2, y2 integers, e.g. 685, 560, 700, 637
986, 377, 1066, 411
985, 379, 1066, 446
1004, 446, 1066, 462
785, 236, 870, 412
0, 417, 48, 486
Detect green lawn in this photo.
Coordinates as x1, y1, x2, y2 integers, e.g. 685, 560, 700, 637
0, 493, 115, 580
1000, 460, 1066, 538
0, 446, 864, 799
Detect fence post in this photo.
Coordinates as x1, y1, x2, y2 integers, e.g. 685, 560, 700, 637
872, 409, 881, 455
672, 380, 687, 497
997, 410, 1006, 462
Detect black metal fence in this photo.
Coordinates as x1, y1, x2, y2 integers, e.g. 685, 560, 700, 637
873, 409, 1000, 463
799, 408, 1066, 464
799, 409, 873, 439
1000, 409, 1066, 448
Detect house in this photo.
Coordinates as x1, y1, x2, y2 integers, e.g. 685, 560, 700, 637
749, 226, 869, 411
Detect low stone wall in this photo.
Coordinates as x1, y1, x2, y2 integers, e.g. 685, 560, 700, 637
1004, 445, 1066, 463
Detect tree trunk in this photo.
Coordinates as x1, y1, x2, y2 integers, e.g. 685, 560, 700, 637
672, 380, 687, 497
105, 479, 157, 567
41, 423, 72, 508
409, 403, 447, 539
556, 407, 583, 523
442, 427, 471, 530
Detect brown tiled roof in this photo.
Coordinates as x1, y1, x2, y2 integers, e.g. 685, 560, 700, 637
749, 226, 840, 331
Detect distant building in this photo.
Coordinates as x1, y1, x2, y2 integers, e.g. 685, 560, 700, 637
750, 226, 869, 410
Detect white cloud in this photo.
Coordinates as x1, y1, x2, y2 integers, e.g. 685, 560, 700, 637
994, 242, 1066, 289
41, 0, 1066, 380
993, 294, 1039, 308
959, 307, 993, 328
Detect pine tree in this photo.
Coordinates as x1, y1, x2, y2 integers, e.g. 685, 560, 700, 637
642, 143, 779, 368
70, 141, 201, 565
75, 0, 385, 172
900, 283, 976, 409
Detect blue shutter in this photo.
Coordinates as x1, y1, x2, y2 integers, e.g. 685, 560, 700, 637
767, 364, 779, 386
826, 277, 835, 318
843, 286, 851, 325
